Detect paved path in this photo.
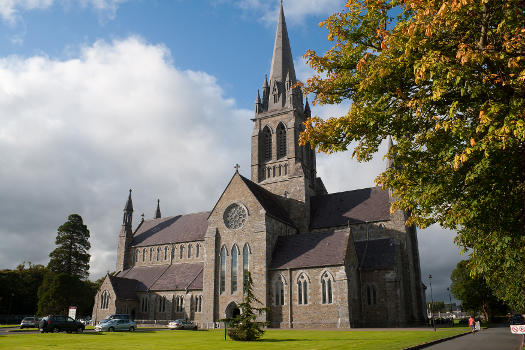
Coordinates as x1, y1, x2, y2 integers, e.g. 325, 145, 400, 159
424, 326, 523, 350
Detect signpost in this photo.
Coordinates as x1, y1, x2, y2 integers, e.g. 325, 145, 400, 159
68, 306, 77, 320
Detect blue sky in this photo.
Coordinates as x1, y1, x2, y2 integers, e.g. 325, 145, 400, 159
0, 0, 464, 304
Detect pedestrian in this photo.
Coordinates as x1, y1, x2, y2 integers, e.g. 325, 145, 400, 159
468, 316, 475, 334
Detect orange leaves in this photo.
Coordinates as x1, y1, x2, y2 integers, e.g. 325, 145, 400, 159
356, 52, 371, 71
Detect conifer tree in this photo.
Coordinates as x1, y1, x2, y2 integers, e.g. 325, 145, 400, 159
48, 214, 91, 279
227, 271, 269, 341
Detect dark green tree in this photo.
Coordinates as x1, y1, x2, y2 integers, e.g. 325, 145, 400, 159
37, 272, 97, 317
226, 271, 270, 341
450, 260, 508, 320
48, 214, 91, 279
0, 263, 47, 315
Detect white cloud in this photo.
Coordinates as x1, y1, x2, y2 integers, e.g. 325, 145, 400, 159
0, 0, 128, 24
0, 36, 251, 279
235, 0, 345, 25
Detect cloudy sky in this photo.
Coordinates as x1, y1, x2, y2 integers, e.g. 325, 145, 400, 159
0, 0, 464, 304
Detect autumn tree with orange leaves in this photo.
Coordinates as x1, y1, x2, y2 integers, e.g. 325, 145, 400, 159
301, 0, 524, 311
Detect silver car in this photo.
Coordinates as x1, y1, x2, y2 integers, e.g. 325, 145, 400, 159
95, 319, 136, 332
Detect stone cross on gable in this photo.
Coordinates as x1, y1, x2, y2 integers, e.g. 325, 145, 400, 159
234, 164, 240, 172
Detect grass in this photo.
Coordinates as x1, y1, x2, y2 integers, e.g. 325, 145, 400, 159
0, 325, 18, 328
0, 328, 469, 350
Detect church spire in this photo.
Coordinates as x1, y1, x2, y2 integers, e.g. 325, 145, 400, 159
123, 189, 133, 227
155, 199, 161, 219
269, 2, 296, 86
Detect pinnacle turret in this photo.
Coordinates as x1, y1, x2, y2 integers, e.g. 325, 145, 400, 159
155, 199, 161, 219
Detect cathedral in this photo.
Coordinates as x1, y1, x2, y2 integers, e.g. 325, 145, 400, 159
92, 4, 427, 328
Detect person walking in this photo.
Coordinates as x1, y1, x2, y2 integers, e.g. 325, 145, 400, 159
468, 316, 475, 334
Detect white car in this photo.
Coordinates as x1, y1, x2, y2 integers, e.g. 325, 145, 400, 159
95, 319, 136, 332
167, 319, 197, 330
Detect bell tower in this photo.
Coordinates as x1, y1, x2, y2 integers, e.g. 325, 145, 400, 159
250, 3, 325, 232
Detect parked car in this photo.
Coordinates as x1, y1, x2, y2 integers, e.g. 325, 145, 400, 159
167, 319, 197, 330
39, 315, 85, 333
95, 319, 136, 332
20, 317, 38, 329
98, 314, 130, 324
510, 314, 525, 325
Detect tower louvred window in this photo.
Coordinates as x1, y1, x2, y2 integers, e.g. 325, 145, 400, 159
277, 123, 286, 159
262, 126, 272, 161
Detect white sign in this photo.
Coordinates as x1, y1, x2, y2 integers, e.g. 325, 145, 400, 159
510, 325, 525, 334
68, 306, 77, 320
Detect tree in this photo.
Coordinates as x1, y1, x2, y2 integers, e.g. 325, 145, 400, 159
37, 272, 98, 317
226, 272, 269, 341
300, 0, 525, 310
0, 263, 47, 315
450, 260, 508, 320
48, 214, 91, 279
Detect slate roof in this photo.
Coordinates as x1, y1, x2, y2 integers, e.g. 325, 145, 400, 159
110, 263, 204, 299
239, 175, 294, 226
310, 187, 390, 229
355, 238, 396, 270
132, 211, 209, 247
270, 230, 349, 269
150, 263, 203, 291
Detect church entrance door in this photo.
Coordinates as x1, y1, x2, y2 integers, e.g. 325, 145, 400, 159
225, 302, 240, 319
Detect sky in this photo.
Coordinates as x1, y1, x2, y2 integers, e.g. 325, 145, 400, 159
0, 0, 464, 304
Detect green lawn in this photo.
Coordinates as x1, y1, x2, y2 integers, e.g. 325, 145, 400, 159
0, 328, 469, 350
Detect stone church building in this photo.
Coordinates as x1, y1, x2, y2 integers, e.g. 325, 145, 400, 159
92, 4, 427, 328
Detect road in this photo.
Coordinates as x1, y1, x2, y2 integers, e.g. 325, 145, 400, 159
424, 326, 523, 350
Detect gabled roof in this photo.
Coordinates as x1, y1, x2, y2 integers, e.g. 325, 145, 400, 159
270, 230, 349, 269
310, 187, 390, 229
108, 275, 141, 300
132, 211, 209, 247
239, 174, 294, 227
355, 238, 396, 270
150, 263, 203, 291
111, 263, 204, 299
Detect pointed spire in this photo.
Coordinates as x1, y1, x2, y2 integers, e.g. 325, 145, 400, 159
122, 189, 133, 227
263, 74, 269, 88
155, 199, 161, 219
304, 96, 311, 117
256, 90, 261, 104
124, 189, 133, 212
269, 2, 296, 86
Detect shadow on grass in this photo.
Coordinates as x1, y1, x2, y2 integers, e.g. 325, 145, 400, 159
259, 338, 311, 343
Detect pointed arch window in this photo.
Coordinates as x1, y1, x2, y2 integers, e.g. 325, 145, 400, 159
194, 295, 202, 312
175, 296, 184, 312
157, 246, 161, 261
149, 247, 153, 261
231, 245, 239, 293
277, 123, 286, 159
243, 244, 250, 293
180, 245, 185, 259
164, 246, 168, 260
135, 249, 139, 264
188, 244, 193, 259
220, 246, 227, 294
274, 275, 285, 306
100, 290, 110, 309
367, 285, 377, 305
196, 243, 200, 258
297, 273, 309, 305
142, 248, 146, 262
262, 126, 272, 162
141, 296, 148, 312
321, 272, 334, 304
